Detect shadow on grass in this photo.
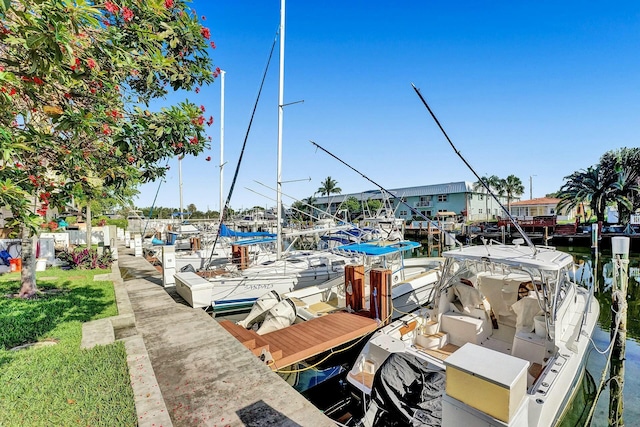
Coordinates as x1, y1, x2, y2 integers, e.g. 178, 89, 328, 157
0, 280, 111, 351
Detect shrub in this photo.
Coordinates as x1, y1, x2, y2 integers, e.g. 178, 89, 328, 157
57, 247, 114, 269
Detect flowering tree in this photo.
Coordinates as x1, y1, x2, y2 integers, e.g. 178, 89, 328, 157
0, 0, 219, 297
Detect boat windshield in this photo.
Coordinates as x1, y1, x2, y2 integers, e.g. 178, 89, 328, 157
434, 257, 570, 318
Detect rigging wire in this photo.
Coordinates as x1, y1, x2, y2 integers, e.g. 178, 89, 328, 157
205, 27, 279, 267
410, 82, 537, 255
309, 141, 461, 249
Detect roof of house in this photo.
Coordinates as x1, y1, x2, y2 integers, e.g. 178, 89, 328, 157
315, 181, 475, 204
510, 197, 560, 206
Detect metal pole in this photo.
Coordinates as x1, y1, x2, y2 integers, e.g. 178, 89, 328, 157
178, 156, 183, 223
609, 236, 629, 426
276, 0, 285, 259
219, 70, 225, 219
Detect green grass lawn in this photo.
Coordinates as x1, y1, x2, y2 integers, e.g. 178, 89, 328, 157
0, 268, 136, 426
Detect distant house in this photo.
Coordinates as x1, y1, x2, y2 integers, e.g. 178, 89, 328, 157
314, 181, 513, 222
509, 197, 577, 221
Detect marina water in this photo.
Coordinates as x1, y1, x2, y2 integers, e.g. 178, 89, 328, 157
561, 246, 640, 426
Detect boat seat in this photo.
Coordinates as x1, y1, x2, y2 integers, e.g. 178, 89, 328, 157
440, 312, 491, 347
307, 301, 337, 316
289, 297, 307, 307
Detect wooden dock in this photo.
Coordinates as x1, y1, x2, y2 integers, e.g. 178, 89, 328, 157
220, 311, 379, 370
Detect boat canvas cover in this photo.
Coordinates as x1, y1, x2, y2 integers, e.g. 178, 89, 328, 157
370, 352, 444, 427
219, 223, 275, 238
335, 241, 420, 256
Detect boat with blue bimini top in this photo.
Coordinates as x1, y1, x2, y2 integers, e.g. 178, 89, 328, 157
345, 239, 599, 427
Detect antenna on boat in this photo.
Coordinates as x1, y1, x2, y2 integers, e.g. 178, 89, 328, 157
309, 141, 462, 250
410, 82, 537, 255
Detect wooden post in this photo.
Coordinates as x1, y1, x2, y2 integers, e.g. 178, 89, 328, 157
232, 245, 249, 270
345, 265, 365, 312
609, 236, 630, 426
370, 268, 391, 325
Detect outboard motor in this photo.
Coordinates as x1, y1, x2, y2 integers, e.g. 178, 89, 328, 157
256, 298, 297, 335
236, 290, 281, 329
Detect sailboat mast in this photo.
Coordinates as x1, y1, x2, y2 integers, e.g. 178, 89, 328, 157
179, 155, 184, 223
276, 0, 285, 259
220, 70, 225, 218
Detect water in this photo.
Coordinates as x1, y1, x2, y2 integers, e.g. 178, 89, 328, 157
559, 246, 640, 426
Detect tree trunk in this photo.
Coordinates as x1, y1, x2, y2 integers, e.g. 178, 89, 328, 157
86, 203, 92, 248
18, 226, 37, 298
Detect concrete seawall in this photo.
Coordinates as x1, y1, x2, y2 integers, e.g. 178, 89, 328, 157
85, 243, 334, 426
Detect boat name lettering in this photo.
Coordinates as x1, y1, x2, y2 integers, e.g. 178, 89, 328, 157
245, 284, 274, 290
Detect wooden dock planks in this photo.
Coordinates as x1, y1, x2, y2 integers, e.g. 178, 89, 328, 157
219, 311, 379, 370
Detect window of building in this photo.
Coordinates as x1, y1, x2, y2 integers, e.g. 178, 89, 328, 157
479, 209, 483, 214
418, 196, 432, 207
478, 194, 484, 201
400, 210, 408, 216
438, 194, 447, 202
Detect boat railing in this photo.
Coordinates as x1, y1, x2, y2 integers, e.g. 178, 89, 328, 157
575, 275, 595, 343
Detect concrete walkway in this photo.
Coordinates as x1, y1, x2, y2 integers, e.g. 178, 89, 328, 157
86, 243, 334, 427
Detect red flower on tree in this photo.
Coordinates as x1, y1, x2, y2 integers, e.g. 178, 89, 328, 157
205, 156, 211, 161
199, 105, 205, 112
210, 41, 216, 49
200, 27, 211, 40
206, 116, 214, 126
122, 7, 134, 22
104, 1, 119, 14
189, 136, 198, 145
102, 123, 112, 135
87, 58, 97, 69
164, 0, 174, 8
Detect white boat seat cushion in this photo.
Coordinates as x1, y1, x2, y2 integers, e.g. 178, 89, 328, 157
510, 294, 543, 332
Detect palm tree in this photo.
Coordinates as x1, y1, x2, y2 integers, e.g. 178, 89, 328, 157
303, 194, 318, 218
317, 176, 341, 214
599, 147, 640, 221
557, 166, 611, 224
610, 169, 640, 224
500, 175, 525, 213
473, 175, 501, 220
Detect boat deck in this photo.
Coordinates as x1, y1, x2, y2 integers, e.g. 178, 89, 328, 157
220, 311, 379, 370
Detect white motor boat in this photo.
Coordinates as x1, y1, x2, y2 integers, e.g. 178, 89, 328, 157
237, 241, 444, 334
346, 240, 599, 427
174, 248, 362, 313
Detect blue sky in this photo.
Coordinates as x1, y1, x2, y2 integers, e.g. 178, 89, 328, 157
134, 1, 640, 214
